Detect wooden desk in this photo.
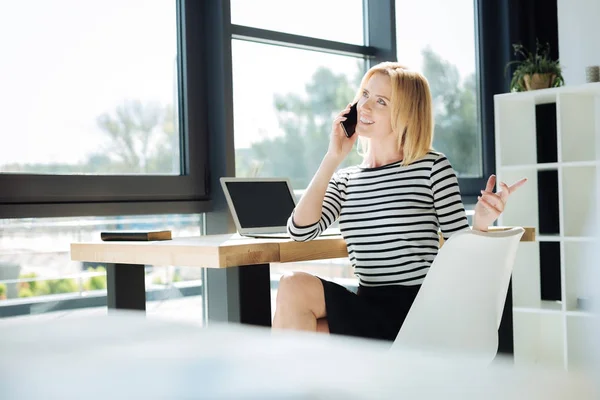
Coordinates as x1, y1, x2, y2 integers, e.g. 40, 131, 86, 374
70, 226, 535, 327
72, 226, 534, 268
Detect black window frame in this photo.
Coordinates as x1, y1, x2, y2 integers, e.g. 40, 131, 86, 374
0, 0, 210, 219
470, 0, 509, 204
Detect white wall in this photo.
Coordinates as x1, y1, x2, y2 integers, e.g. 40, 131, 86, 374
557, 0, 600, 85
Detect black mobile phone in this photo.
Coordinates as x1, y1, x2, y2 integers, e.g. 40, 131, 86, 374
341, 103, 358, 138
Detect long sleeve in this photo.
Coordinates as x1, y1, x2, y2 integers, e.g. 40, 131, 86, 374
430, 155, 470, 240
286, 172, 344, 242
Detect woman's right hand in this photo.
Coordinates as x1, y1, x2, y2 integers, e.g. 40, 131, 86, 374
326, 104, 359, 161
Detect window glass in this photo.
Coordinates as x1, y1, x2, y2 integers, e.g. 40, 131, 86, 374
0, 0, 180, 175
0, 214, 203, 325
396, 0, 482, 177
231, 0, 364, 45
232, 40, 365, 190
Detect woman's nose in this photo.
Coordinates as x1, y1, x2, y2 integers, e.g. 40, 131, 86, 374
359, 98, 372, 112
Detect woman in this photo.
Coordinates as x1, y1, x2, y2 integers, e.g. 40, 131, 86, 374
272, 62, 526, 342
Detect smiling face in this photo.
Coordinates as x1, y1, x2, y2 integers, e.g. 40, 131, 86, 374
352, 62, 434, 166
355, 72, 394, 140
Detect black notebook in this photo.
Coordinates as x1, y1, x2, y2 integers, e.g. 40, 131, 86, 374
100, 230, 172, 242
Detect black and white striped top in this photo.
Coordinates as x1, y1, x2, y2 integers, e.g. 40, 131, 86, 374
287, 151, 470, 287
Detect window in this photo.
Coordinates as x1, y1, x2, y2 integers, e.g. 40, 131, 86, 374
0, 215, 204, 323
232, 41, 365, 190
1, 1, 179, 175
396, 0, 481, 179
230, 0, 364, 45
0, 0, 208, 217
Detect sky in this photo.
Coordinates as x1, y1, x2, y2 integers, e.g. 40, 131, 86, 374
0, 0, 476, 166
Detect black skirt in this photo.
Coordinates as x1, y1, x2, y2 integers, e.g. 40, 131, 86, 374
318, 277, 421, 343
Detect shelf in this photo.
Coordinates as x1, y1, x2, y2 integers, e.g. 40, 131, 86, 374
559, 92, 599, 163
496, 82, 600, 372
541, 300, 563, 311
562, 236, 600, 242
511, 242, 541, 308
562, 161, 599, 168
564, 241, 598, 312
534, 235, 599, 242
513, 312, 565, 368
566, 315, 598, 371
514, 301, 563, 314
494, 82, 600, 102
536, 236, 600, 242
562, 166, 598, 237
566, 310, 597, 318
536, 235, 561, 242
495, 88, 558, 104
499, 161, 599, 170
495, 99, 537, 166
513, 308, 597, 317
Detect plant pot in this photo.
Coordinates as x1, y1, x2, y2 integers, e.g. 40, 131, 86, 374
523, 73, 556, 90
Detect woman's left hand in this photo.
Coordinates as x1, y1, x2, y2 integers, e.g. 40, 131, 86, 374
473, 175, 527, 232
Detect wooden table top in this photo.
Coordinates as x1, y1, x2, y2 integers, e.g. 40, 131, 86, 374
70, 227, 535, 269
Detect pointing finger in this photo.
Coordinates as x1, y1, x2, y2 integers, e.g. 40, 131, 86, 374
485, 175, 496, 192
508, 177, 528, 193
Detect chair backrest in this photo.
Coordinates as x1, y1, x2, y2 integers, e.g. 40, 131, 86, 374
391, 227, 525, 365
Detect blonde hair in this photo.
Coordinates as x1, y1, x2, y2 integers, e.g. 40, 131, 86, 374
353, 62, 434, 166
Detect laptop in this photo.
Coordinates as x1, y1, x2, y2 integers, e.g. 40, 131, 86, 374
220, 177, 340, 239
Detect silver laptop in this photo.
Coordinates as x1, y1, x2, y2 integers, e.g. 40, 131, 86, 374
220, 177, 340, 239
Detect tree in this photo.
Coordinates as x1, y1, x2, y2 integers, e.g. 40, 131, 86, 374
94, 100, 176, 173
236, 65, 364, 189
2, 99, 176, 174
422, 47, 480, 176
144, 104, 179, 174
0, 162, 80, 174
236, 49, 481, 188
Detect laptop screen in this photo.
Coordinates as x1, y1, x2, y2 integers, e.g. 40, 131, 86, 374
223, 180, 296, 229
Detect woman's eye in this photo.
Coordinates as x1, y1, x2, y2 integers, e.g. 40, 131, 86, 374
377, 98, 386, 105
362, 91, 368, 97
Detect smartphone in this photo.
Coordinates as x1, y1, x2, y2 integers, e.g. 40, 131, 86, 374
341, 103, 358, 138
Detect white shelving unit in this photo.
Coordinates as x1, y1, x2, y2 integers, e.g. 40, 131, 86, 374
494, 83, 600, 371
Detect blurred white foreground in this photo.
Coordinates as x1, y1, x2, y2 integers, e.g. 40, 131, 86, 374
0, 311, 597, 400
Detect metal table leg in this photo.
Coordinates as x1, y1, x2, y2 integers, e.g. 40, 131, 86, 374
106, 263, 146, 311
204, 263, 272, 326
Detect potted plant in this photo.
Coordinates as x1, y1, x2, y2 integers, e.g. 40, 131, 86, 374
506, 40, 564, 92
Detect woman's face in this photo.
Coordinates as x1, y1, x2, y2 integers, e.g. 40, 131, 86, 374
355, 72, 394, 139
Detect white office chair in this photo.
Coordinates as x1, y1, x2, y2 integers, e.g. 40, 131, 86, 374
391, 227, 525, 365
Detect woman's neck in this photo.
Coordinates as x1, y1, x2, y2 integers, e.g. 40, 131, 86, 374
362, 141, 403, 168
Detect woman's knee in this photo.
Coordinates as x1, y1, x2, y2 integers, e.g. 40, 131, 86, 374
276, 272, 325, 315
277, 272, 318, 302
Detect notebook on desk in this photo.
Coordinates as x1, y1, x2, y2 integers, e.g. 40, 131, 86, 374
220, 177, 340, 239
